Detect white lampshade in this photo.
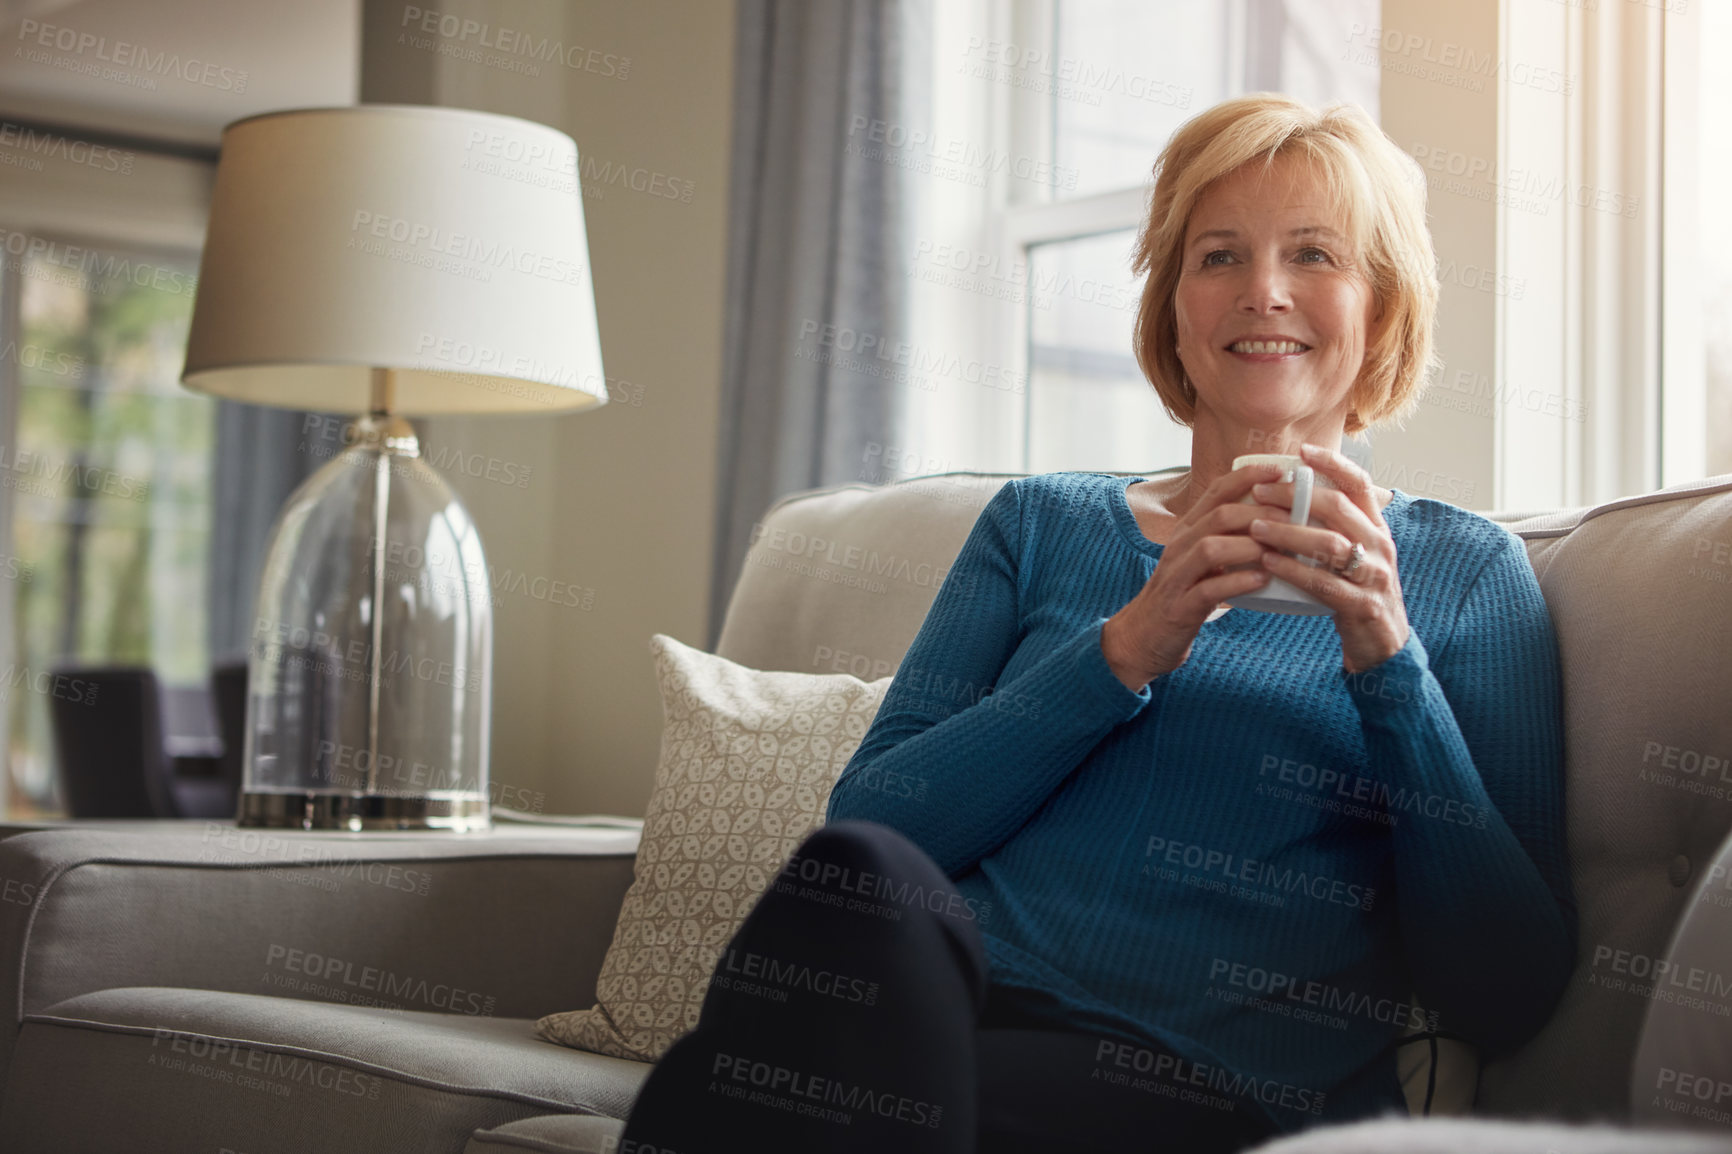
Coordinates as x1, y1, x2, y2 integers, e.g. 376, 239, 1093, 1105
182, 104, 606, 415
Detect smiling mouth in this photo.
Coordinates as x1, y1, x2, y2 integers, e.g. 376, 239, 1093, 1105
1228, 340, 1310, 355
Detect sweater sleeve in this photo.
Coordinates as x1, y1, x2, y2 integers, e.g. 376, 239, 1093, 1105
1343, 531, 1576, 1056
826, 480, 1153, 876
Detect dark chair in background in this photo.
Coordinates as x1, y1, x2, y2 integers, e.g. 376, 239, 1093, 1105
210, 660, 248, 798
48, 666, 240, 819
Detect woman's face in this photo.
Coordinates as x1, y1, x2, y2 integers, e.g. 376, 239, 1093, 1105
1173, 154, 1379, 437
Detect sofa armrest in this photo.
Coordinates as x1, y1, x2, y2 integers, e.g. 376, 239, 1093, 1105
1630, 824, 1732, 1127
0, 820, 639, 1090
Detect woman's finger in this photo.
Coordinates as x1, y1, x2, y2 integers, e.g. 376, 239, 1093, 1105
1176, 463, 1286, 530
1298, 443, 1385, 525
1159, 533, 1269, 597
1260, 547, 1410, 671
1250, 484, 1382, 550
1186, 566, 1273, 613
1259, 548, 1380, 607
1247, 519, 1359, 572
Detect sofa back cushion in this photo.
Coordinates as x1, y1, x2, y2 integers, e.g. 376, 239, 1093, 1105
716, 473, 1013, 679
716, 470, 1732, 1119
1477, 477, 1732, 1116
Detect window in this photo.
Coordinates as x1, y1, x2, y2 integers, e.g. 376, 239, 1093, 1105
1, 235, 210, 816
901, 0, 1379, 479
1664, 0, 1732, 480
1704, 3, 1732, 478
1025, 228, 1166, 473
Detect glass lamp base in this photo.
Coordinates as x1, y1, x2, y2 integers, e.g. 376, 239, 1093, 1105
241, 407, 494, 834
237, 791, 491, 831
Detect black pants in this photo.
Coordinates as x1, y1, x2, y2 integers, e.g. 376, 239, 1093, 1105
618, 821, 1279, 1154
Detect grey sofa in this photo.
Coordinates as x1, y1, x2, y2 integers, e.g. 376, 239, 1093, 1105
2, 468, 1731, 1153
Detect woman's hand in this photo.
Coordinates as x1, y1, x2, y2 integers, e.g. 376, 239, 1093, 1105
1101, 462, 1292, 690
1246, 443, 1411, 673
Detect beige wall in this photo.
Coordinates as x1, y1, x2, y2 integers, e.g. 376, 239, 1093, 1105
364, 0, 733, 817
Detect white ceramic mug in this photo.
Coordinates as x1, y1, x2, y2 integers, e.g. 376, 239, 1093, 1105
1223, 453, 1333, 616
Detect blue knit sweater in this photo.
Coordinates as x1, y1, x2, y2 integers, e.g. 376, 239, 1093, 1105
826, 472, 1576, 1131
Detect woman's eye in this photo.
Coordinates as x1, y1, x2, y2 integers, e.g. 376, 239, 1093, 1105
1201, 249, 1234, 267
1296, 247, 1330, 264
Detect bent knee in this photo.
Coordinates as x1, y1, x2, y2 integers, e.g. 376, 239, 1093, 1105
793, 819, 938, 874
778, 821, 964, 904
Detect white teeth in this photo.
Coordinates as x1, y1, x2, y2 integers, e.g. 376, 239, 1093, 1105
1230, 340, 1307, 354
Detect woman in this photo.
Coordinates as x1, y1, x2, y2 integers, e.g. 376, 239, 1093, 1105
619, 94, 1575, 1154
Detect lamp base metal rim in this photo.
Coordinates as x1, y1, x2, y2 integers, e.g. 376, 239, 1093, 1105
237, 791, 491, 832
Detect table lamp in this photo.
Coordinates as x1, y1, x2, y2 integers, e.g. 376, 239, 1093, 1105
181, 105, 606, 831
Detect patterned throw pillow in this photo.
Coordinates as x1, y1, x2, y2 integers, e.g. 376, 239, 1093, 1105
535, 633, 892, 1061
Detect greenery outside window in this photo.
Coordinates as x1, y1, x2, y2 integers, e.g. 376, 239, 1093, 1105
1, 236, 211, 816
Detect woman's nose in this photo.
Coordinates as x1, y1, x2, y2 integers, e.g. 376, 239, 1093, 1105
1237, 257, 1293, 314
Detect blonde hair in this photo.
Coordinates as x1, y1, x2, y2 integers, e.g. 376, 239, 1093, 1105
1130, 94, 1438, 435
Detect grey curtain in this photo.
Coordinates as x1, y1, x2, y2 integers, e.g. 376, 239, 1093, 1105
709, 0, 928, 646
206, 403, 322, 662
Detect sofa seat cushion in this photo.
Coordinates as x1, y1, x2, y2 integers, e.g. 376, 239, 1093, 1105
466, 1113, 627, 1154
0, 986, 652, 1154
